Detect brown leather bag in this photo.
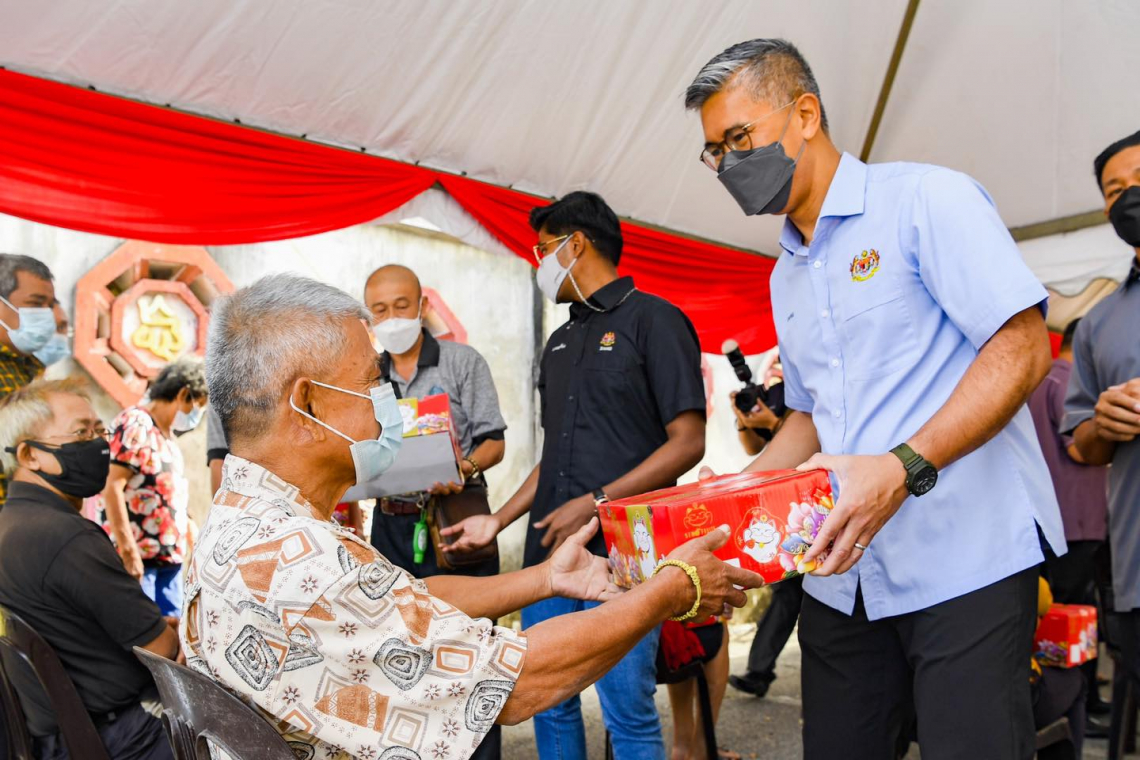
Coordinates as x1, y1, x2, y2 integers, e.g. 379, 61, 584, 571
427, 481, 499, 569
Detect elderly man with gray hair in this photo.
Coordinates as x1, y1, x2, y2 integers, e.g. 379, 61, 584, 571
184, 273, 759, 760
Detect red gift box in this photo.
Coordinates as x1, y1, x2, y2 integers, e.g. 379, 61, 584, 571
598, 470, 834, 588
1034, 604, 1098, 668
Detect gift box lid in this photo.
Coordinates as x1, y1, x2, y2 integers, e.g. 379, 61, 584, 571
606, 470, 822, 508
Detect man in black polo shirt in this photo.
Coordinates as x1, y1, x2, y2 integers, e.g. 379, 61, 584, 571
444, 191, 707, 760
0, 379, 179, 760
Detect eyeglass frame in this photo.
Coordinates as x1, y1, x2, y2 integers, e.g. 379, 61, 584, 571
531, 234, 572, 265
699, 99, 798, 171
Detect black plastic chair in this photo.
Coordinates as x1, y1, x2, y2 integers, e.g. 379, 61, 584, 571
133, 648, 294, 760
0, 604, 110, 760
1034, 717, 1075, 760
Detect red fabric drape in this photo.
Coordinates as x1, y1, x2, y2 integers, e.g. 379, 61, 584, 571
443, 175, 775, 353
0, 68, 775, 352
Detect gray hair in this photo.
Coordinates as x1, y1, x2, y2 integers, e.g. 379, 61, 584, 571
0, 254, 54, 300
0, 378, 90, 473
148, 355, 208, 402
206, 273, 370, 442
684, 38, 829, 133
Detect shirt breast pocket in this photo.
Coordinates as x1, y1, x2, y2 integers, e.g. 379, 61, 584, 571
838, 277, 917, 381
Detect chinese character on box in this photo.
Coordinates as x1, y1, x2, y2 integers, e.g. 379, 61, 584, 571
1034, 604, 1098, 668
343, 393, 463, 499
598, 470, 835, 588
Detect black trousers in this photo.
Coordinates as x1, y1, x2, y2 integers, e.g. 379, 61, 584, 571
33, 702, 172, 760
800, 566, 1039, 760
745, 575, 804, 682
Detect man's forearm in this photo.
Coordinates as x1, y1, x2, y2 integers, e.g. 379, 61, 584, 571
744, 410, 820, 472
1073, 420, 1117, 466
601, 411, 705, 500
909, 307, 1051, 469
498, 567, 688, 725
424, 564, 550, 621
469, 439, 505, 472
495, 464, 540, 530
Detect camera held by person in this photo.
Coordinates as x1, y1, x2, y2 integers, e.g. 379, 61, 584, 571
723, 340, 787, 455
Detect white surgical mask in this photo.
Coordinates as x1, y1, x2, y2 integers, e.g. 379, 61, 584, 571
372, 303, 423, 354
535, 237, 575, 303
0, 294, 56, 354
290, 380, 404, 485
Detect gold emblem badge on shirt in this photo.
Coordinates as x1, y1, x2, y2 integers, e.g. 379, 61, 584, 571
850, 249, 881, 282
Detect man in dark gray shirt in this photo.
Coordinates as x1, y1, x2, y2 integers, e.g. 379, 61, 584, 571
1063, 129, 1140, 703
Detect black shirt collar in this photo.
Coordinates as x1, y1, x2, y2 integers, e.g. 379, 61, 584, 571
381, 329, 440, 380
5, 481, 80, 515
1126, 257, 1140, 289
569, 276, 636, 318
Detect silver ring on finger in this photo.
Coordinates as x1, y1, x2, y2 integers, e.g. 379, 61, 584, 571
854, 542, 869, 551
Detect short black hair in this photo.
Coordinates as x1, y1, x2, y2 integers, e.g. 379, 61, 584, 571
1061, 318, 1080, 351
529, 191, 623, 266
1094, 129, 1140, 193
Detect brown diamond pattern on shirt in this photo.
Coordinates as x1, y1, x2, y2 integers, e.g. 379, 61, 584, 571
313, 684, 389, 732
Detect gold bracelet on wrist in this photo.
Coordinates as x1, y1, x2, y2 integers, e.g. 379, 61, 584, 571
651, 559, 702, 622
463, 456, 481, 482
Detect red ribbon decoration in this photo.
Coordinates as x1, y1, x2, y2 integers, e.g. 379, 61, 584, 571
0, 68, 775, 353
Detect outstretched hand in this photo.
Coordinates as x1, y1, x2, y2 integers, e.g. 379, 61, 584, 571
664, 526, 765, 620
439, 513, 501, 555
547, 518, 622, 602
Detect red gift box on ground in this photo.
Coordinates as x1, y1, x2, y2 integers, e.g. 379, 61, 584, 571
598, 470, 834, 588
1034, 604, 1098, 668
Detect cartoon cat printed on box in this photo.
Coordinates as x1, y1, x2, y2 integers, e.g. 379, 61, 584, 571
632, 517, 658, 580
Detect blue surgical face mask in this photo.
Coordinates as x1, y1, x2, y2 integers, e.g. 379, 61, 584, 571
290, 380, 404, 485
173, 403, 206, 434
0, 295, 56, 354
33, 333, 70, 367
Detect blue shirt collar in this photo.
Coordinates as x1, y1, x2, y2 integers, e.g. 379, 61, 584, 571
779, 152, 868, 256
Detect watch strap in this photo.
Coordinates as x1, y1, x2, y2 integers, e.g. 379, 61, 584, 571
592, 488, 610, 506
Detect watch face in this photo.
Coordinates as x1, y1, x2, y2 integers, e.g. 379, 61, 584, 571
911, 466, 938, 496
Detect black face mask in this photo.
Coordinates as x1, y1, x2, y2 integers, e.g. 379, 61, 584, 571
716, 106, 805, 216
1109, 186, 1140, 248
11, 438, 111, 499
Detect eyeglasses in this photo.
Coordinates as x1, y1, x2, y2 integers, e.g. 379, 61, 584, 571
531, 234, 572, 265
39, 426, 111, 444
699, 100, 796, 171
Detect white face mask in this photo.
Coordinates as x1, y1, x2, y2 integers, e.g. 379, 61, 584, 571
173, 403, 206, 433
535, 237, 575, 303
372, 302, 423, 354
0, 294, 56, 354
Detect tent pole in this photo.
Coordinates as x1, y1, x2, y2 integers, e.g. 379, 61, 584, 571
1009, 210, 1107, 241
859, 0, 921, 163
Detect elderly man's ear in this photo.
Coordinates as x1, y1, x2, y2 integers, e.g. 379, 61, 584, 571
289, 378, 328, 444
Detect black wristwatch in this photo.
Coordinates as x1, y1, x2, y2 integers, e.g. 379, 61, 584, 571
890, 443, 938, 496
592, 488, 610, 506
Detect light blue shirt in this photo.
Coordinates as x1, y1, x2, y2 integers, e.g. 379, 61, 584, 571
771, 153, 1065, 620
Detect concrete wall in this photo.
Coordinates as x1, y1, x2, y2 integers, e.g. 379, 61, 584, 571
0, 213, 764, 572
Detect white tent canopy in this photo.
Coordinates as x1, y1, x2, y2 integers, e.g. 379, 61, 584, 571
3, 0, 1138, 290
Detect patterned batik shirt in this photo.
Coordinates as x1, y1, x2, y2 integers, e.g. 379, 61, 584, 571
0, 344, 44, 505
181, 456, 527, 760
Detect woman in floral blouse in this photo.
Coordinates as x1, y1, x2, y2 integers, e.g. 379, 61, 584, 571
101, 357, 207, 616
